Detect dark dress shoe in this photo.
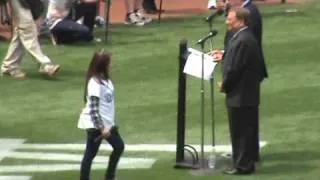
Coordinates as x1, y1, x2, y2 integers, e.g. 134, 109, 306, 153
223, 166, 255, 175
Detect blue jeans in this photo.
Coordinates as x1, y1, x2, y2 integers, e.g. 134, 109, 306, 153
80, 128, 125, 180
51, 19, 93, 44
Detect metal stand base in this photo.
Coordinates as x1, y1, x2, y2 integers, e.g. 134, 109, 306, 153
175, 156, 200, 169
189, 155, 232, 176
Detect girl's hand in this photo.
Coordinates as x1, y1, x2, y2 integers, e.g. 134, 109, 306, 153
100, 127, 111, 138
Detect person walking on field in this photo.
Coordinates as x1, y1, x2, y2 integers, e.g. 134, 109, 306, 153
78, 49, 125, 180
1, 0, 60, 78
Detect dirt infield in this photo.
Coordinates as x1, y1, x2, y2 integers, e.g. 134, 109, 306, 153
0, 0, 305, 40
107, 0, 306, 23
108, 0, 302, 23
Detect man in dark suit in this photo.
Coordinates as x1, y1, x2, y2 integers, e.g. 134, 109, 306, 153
210, 0, 266, 164
224, 0, 268, 82
218, 7, 263, 175
232, 0, 267, 164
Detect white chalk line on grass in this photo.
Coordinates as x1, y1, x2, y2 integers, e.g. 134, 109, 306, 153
0, 139, 268, 176
0, 138, 268, 154
18, 141, 268, 153
3, 152, 155, 172
0, 176, 31, 180
0, 161, 154, 173
0, 139, 26, 161
6, 152, 154, 163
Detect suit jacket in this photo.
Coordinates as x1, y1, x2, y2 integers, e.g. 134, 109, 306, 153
222, 28, 262, 107
224, 3, 268, 81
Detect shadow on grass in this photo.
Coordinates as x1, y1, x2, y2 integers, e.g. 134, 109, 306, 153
256, 150, 320, 175
23, 74, 63, 81
258, 163, 316, 175
263, 151, 320, 162
22, 69, 85, 81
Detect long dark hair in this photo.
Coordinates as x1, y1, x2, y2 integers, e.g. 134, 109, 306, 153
83, 49, 111, 102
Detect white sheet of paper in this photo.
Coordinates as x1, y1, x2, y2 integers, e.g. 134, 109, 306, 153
183, 48, 218, 80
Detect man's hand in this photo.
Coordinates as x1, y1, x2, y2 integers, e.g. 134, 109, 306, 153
217, 81, 225, 93
208, 49, 224, 62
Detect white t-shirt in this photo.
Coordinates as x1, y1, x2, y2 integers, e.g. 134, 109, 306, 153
78, 77, 115, 130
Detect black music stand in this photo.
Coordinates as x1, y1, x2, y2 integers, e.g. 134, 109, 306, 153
175, 39, 200, 169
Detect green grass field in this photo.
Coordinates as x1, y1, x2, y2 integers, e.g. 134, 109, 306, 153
1, 2, 320, 180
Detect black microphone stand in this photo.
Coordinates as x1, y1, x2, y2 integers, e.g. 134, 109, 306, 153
198, 40, 206, 170
191, 34, 216, 176
206, 11, 219, 171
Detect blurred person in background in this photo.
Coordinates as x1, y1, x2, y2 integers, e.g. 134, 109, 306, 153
46, 0, 100, 44
142, 0, 163, 14
73, 0, 99, 32
1, 0, 60, 78
124, 0, 152, 26
208, 0, 217, 9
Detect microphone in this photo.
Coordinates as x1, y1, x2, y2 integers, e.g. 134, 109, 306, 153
205, 8, 224, 22
196, 30, 218, 45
